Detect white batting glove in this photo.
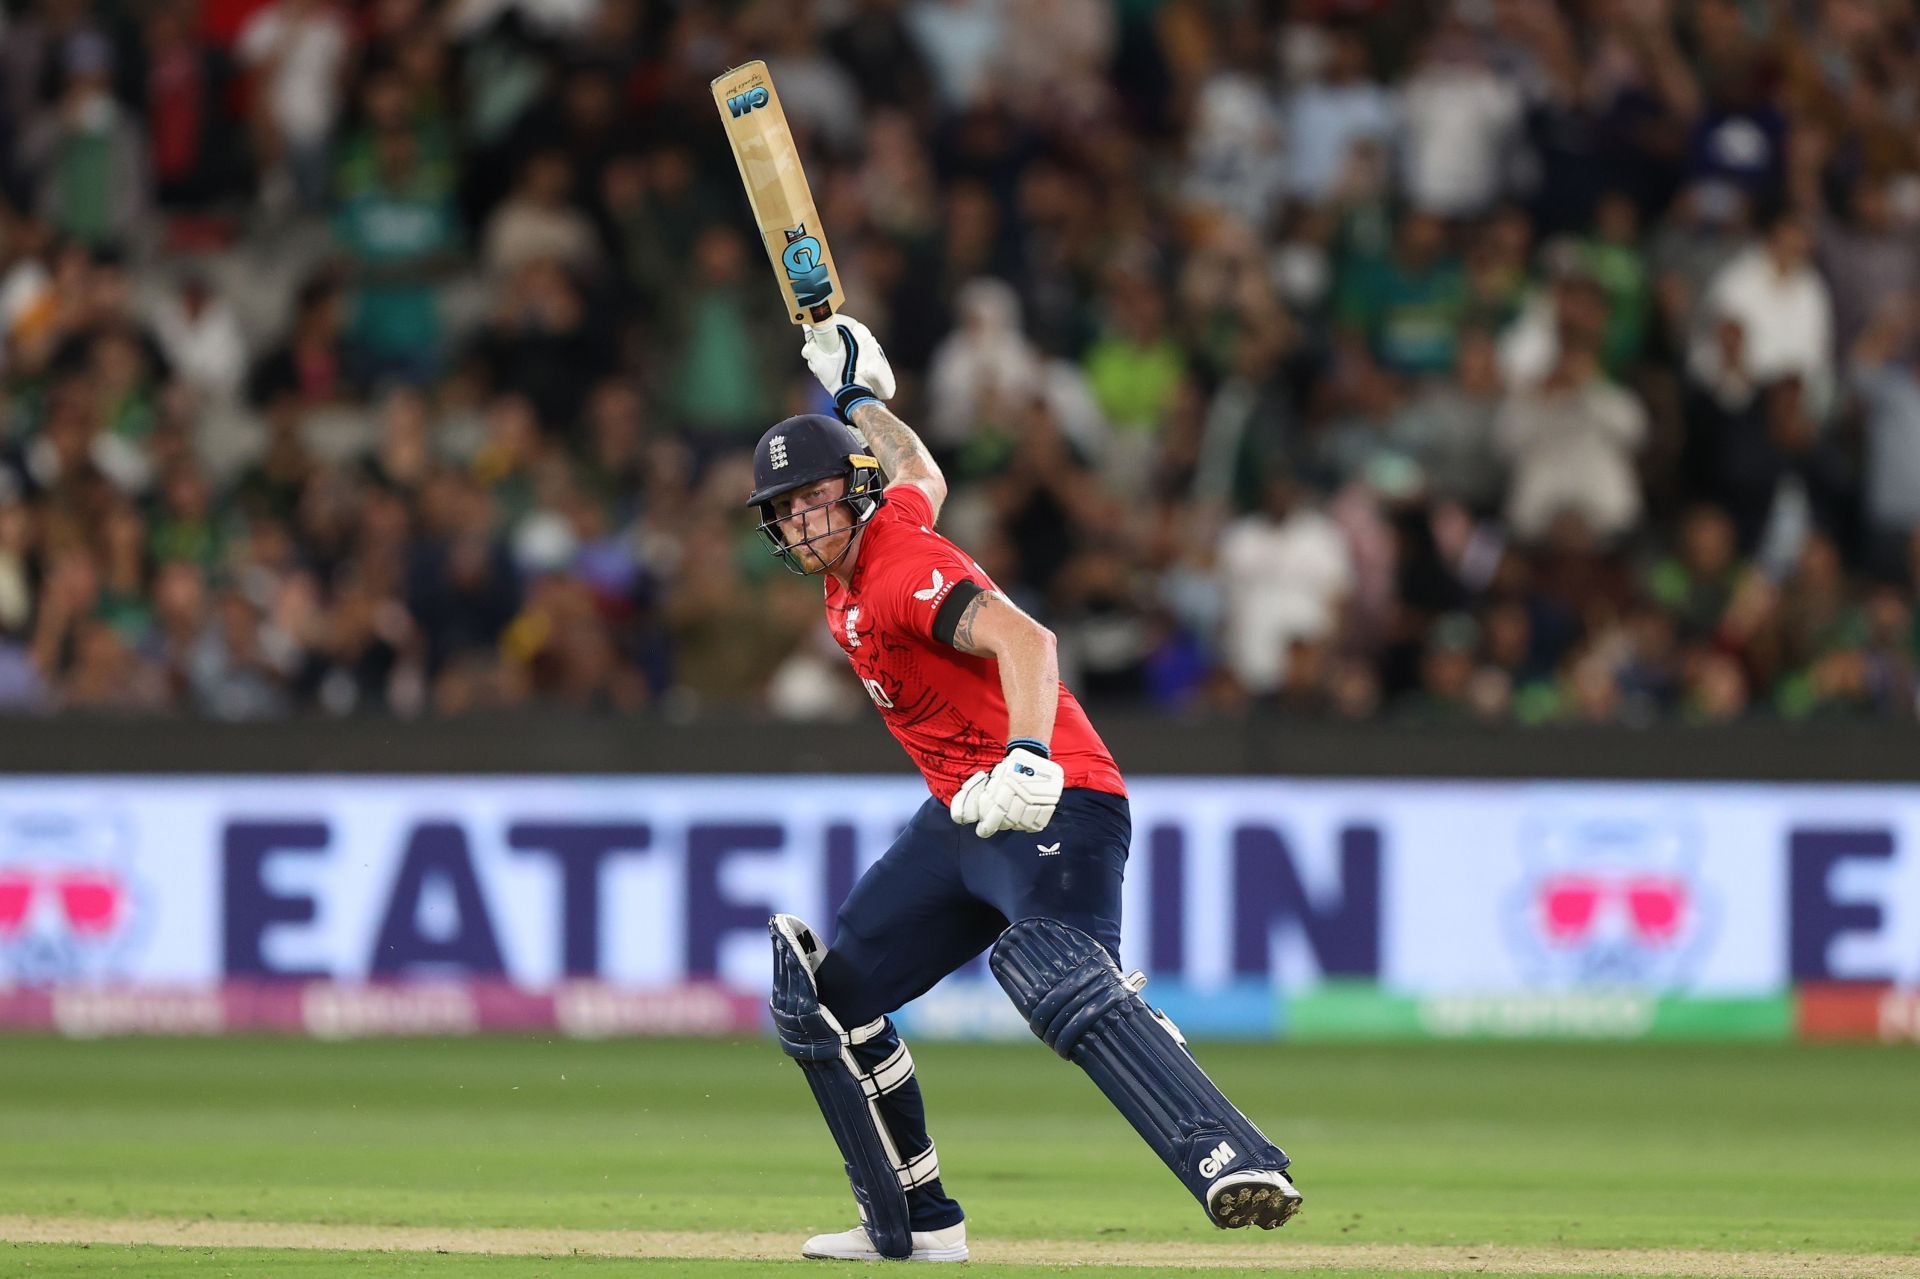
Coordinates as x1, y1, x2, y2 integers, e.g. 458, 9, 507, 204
802, 314, 896, 422
965, 746, 1064, 838
950, 770, 990, 826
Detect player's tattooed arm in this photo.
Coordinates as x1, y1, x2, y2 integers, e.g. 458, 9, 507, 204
945, 588, 1058, 748
952, 590, 990, 652
851, 400, 949, 520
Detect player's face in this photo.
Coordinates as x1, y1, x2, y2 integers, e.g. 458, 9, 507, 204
773, 476, 852, 572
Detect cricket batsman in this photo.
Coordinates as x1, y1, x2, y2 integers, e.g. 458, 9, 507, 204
751, 315, 1301, 1261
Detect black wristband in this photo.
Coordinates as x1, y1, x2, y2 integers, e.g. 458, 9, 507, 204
833, 384, 878, 423
1006, 738, 1050, 759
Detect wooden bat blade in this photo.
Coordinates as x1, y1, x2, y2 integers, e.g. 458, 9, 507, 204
712, 60, 843, 330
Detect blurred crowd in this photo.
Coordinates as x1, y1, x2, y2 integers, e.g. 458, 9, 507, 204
5, 0, 1920, 724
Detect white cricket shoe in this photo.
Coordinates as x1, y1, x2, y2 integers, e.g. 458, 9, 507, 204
801, 1220, 968, 1261
1206, 1168, 1303, 1230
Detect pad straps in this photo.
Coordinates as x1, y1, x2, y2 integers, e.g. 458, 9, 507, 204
769, 917, 914, 1258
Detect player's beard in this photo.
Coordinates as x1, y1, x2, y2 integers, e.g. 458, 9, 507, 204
807, 529, 850, 573
790, 517, 853, 575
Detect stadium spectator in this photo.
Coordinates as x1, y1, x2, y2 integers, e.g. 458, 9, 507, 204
1808, 167, 1920, 356
136, 0, 247, 220
1398, 18, 1520, 220
1847, 297, 1920, 579
20, 34, 147, 250
1693, 209, 1834, 415
238, 0, 353, 211
1284, 27, 1395, 208
1386, 326, 1503, 513
1496, 338, 1648, 545
925, 277, 1044, 454
1216, 473, 1352, 698
1337, 211, 1468, 381
333, 126, 462, 385
149, 272, 246, 404
482, 150, 601, 280
663, 228, 783, 453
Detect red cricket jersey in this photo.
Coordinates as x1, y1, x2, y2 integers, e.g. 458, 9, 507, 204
823, 484, 1127, 805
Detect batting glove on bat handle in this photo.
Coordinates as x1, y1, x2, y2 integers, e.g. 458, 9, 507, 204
802, 314, 897, 424
957, 744, 1064, 838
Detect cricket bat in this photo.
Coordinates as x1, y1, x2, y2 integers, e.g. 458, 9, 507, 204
712, 60, 845, 354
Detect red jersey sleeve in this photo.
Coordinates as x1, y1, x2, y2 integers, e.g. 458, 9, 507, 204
863, 484, 990, 644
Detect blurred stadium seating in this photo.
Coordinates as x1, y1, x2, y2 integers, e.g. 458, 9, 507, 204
3, 0, 1920, 727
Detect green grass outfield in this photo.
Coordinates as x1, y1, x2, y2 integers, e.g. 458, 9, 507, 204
2, 1036, 1917, 1276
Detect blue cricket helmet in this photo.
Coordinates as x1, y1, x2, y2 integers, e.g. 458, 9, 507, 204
746, 413, 886, 574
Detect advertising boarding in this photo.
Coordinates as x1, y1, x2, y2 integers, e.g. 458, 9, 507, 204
0, 777, 1913, 1040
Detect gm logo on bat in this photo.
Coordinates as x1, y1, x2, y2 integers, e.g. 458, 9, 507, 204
782, 224, 834, 311
726, 87, 770, 116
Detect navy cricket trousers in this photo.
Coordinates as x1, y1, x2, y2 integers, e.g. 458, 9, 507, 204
812, 787, 1130, 1229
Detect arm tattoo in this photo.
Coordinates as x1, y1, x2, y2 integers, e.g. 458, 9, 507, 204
850, 401, 940, 486
952, 589, 997, 655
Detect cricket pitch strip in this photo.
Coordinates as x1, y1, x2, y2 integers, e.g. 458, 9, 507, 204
4, 1214, 1919, 1275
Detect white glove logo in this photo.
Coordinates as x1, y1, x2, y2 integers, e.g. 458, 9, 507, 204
913, 569, 944, 602
948, 747, 1064, 838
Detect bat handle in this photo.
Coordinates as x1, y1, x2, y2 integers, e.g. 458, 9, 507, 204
808, 316, 843, 356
